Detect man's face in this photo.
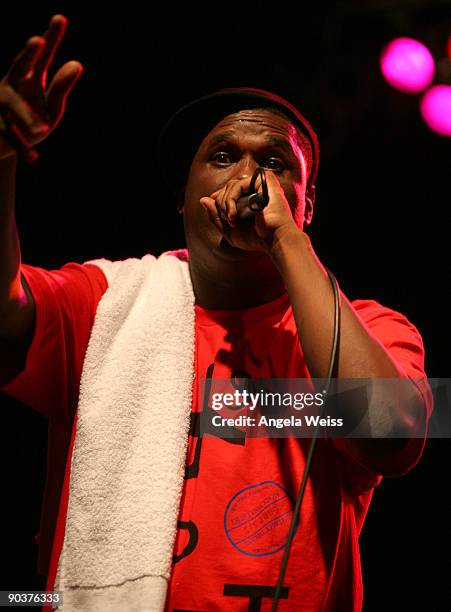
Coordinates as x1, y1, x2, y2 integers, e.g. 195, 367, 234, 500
180, 108, 312, 266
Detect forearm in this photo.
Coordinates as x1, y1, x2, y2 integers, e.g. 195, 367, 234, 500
0, 153, 26, 329
269, 226, 402, 377
269, 224, 424, 444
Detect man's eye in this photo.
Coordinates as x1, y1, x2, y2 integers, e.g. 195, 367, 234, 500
211, 152, 232, 165
262, 157, 285, 172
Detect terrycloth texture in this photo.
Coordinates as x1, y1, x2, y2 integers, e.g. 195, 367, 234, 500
53, 249, 195, 611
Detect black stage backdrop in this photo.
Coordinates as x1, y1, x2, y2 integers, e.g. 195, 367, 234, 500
1, 2, 450, 610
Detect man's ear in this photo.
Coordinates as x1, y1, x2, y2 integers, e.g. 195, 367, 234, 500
303, 184, 315, 227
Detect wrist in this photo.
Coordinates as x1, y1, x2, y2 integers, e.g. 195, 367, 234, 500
267, 223, 310, 262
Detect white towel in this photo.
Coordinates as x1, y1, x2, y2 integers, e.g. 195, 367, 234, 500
53, 248, 195, 611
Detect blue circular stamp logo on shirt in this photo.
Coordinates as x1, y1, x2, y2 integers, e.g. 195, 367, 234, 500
224, 480, 296, 557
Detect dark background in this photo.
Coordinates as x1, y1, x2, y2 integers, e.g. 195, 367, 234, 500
1, 1, 450, 610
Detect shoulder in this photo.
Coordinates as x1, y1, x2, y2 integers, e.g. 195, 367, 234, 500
19, 260, 109, 309
83, 248, 189, 287
82, 254, 156, 286
351, 298, 424, 345
352, 297, 412, 323
351, 299, 429, 403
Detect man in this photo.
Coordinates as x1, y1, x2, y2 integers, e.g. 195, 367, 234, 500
0, 14, 431, 612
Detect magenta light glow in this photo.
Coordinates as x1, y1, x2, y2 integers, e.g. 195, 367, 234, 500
420, 85, 451, 136
380, 37, 435, 94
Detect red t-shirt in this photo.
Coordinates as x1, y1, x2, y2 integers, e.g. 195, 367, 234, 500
0, 258, 431, 611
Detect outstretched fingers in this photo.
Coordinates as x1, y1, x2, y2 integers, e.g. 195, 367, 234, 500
45, 61, 84, 125
6, 37, 46, 88
32, 14, 68, 90
0, 14, 78, 162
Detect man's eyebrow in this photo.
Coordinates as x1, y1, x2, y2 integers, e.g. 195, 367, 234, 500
264, 136, 296, 154
206, 131, 295, 155
206, 131, 236, 148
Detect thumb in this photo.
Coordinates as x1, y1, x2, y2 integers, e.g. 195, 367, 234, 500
46, 61, 83, 125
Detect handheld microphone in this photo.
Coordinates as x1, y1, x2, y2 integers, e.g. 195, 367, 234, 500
236, 167, 269, 221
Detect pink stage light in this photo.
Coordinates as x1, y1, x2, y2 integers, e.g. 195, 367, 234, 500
420, 85, 451, 136
380, 37, 435, 93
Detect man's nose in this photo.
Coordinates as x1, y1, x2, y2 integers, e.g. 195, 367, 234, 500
231, 158, 259, 181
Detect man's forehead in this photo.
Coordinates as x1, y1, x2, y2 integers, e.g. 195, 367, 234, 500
208, 109, 297, 138
199, 111, 303, 160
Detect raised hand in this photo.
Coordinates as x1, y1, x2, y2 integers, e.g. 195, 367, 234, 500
0, 14, 83, 162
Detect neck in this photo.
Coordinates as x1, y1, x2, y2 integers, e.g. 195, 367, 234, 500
188, 252, 287, 310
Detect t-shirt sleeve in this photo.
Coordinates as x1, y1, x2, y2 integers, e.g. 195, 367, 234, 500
353, 299, 432, 414
330, 299, 433, 495
0, 261, 108, 429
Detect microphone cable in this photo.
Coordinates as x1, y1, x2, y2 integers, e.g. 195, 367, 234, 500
271, 266, 341, 611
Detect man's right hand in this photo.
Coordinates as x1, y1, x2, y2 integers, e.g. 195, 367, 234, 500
0, 14, 83, 162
